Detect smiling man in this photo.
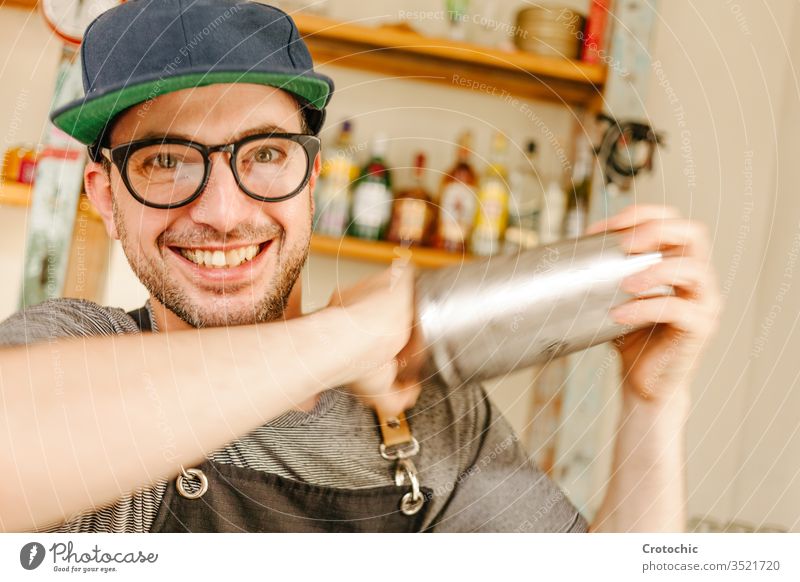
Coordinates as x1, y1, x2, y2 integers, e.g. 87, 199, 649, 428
97, 83, 316, 331
0, 0, 720, 534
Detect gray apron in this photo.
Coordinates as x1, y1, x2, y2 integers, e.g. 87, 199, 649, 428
127, 306, 431, 533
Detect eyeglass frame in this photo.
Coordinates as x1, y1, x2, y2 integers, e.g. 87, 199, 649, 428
93, 132, 321, 209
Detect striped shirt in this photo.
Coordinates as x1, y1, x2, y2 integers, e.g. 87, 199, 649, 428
0, 298, 586, 533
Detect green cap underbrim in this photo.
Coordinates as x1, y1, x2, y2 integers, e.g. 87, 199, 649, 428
51, 71, 331, 145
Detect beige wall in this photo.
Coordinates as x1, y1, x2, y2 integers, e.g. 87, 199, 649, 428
634, 1, 799, 529
0, 6, 62, 319
2, 0, 800, 530
733, 4, 800, 529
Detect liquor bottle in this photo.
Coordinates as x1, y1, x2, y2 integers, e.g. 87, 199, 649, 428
564, 135, 592, 239
504, 139, 544, 253
434, 131, 478, 253
314, 120, 357, 237
471, 131, 510, 256
349, 133, 393, 240
387, 151, 432, 246
2, 144, 29, 183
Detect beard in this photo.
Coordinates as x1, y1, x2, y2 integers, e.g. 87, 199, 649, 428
113, 199, 310, 328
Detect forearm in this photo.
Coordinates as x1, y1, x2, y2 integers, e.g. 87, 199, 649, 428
590, 387, 690, 532
0, 306, 362, 532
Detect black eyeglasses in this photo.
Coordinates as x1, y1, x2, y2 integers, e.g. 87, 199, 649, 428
102, 132, 321, 209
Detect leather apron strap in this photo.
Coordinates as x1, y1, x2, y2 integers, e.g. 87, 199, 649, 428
375, 410, 425, 516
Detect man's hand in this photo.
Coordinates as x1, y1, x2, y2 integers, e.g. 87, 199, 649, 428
588, 204, 721, 532
587, 204, 722, 404
328, 264, 421, 416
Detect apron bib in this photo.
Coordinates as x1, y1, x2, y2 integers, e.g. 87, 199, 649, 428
149, 458, 430, 533
128, 305, 430, 533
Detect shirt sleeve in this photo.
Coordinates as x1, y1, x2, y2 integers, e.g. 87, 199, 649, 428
428, 385, 588, 533
0, 298, 138, 346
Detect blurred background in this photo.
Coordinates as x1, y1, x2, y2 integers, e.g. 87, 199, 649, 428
1, 0, 798, 532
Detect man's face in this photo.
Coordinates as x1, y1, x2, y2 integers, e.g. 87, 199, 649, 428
105, 84, 316, 327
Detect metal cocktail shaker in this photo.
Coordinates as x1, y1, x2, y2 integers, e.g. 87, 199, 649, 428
415, 231, 667, 387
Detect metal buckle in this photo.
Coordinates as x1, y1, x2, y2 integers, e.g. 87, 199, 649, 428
395, 458, 424, 516
379, 437, 420, 461
175, 466, 208, 500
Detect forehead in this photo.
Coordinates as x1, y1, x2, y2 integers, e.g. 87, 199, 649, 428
110, 83, 303, 144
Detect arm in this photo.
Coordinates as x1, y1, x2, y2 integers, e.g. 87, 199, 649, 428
586, 205, 721, 532
591, 387, 690, 532
0, 267, 416, 532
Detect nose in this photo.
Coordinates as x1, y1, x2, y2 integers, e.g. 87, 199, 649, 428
186, 151, 253, 233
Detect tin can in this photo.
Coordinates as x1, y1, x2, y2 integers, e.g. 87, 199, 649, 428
415, 231, 668, 386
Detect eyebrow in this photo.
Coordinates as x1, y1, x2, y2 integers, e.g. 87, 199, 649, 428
133, 124, 296, 143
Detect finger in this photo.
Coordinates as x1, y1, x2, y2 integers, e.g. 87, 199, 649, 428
610, 295, 709, 335
395, 324, 426, 381
392, 377, 422, 411
368, 379, 421, 418
586, 204, 682, 235
353, 358, 400, 412
621, 257, 712, 300
620, 218, 711, 260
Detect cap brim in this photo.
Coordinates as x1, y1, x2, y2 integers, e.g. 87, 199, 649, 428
51, 69, 332, 144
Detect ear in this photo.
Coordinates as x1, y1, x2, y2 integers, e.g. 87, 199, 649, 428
307, 150, 322, 217
84, 161, 119, 240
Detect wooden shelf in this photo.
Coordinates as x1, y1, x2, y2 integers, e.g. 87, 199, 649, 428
0, 181, 33, 206
0, 180, 104, 222
3, 0, 37, 9
3, 1, 605, 107
295, 14, 606, 109
310, 233, 472, 268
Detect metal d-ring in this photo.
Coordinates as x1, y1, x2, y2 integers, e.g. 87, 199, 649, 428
175, 466, 208, 500
395, 458, 424, 516
380, 437, 420, 461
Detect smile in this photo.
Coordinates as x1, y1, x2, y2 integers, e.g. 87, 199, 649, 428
173, 242, 268, 269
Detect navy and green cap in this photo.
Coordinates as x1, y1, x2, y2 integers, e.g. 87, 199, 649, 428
50, 0, 334, 151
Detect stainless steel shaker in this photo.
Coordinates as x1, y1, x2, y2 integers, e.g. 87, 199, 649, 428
415, 231, 668, 387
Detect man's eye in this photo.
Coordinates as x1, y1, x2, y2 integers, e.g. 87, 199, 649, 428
154, 153, 178, 169
253, 147, 281, 163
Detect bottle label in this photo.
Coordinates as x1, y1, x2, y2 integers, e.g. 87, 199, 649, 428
352, 182, 392, 229
474, 180, 508, 236
396, 198, 427, 242
439, 182, 476, 245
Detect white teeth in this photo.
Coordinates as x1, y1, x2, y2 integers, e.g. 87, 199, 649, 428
178, 243, 262, 268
